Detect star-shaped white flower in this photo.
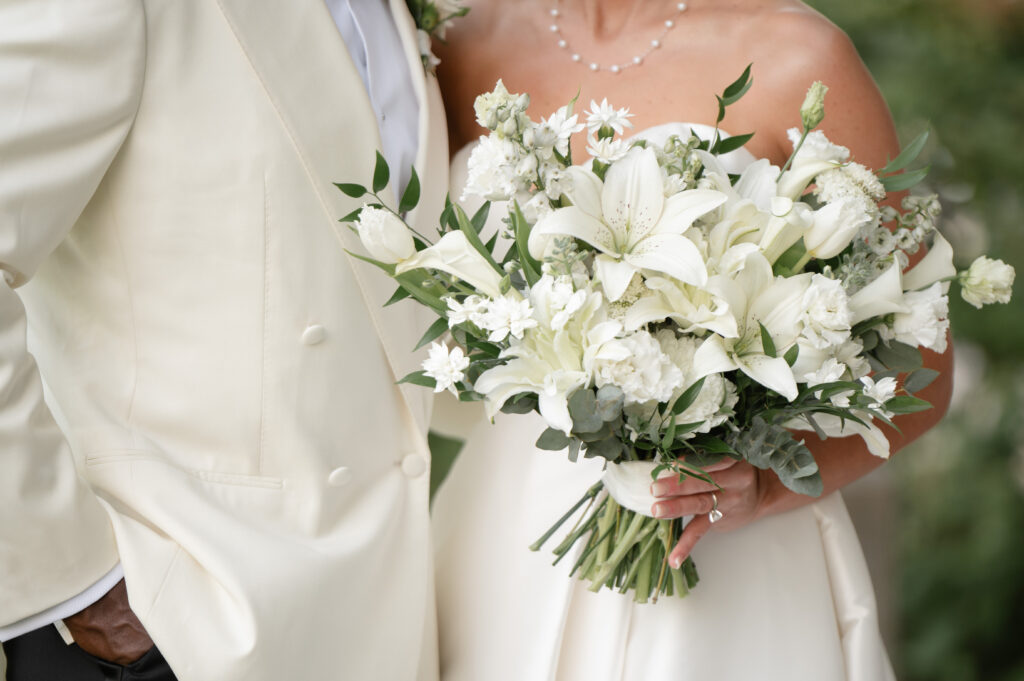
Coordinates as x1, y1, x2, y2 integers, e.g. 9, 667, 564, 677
585, 98, 634, 135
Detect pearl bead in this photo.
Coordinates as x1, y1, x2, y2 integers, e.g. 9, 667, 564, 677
589, 62, 599, 71
665, 19, 674, 28
571, 53, 581, 62
549, 24, 559, 32
651, 39, 661, 48
550, 8, 560, 16
610, 64, 621, 74
633, 55, 644, 65
557, 39, 567, 48
677, 2, 687, 10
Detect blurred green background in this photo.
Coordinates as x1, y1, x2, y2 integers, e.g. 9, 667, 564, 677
430, 2, 1023, 678
804, 1, 1024, 679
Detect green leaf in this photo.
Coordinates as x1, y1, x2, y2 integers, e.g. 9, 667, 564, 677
500, 393, 538, 415
344, 248, 397, 275
881, 166, 930, 193
784, 344, 800, 367
873, 340, 923, 372
880, 130, 930, 175
671, 377, 707, 416
454, 204, 503, 273
511, 202, 542, 285
713, 132, 754, 155
372, 151, 390, 193
721, 64, 753, 104
730, 416, 823, 497
884, 395, 934, 414
759, 321, 777, 358
595, 385, 625, 422
904, 368, 940, 394
397, 370, 436, 388
470, 201, 491, 233
584, 437, 624, 462
338, 207, 364, 223
536, 428, 570, 451
413, 316, 450, 351
384, 286, 411, 306
334, 182, 367, 198
398, 167, 421, 213
715, 95, 727, 125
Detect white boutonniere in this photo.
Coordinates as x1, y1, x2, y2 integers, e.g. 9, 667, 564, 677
405, 0, 468, 72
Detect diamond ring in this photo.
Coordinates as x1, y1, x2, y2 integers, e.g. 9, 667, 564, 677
708, 492, 724, 523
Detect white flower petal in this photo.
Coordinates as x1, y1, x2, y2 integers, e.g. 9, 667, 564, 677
593, 255, 638, 302
737, 354, 799, 401
625, 233, 708, 288
396, 231, 505, 298
902, 232, 956, 292
849, 262, 910, 324
530, 206, 616, 258
600, 147, 665, 238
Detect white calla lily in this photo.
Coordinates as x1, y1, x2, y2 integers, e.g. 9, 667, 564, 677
396, 231, 506, 299
787, 413, 891, 459
901, 232, 956, 292
849, 262, 910, 324
530, 147, 726, 301
803, 199, 870, 260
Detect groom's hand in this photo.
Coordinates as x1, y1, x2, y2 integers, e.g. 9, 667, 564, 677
63, 578, 154, 664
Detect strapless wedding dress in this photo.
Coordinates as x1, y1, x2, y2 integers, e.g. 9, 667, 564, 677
431, 123, 896, 681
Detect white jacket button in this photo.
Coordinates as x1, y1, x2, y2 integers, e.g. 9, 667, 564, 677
327, 466, 352, 487
400, 454, 427, 478
301, 325, 326, 346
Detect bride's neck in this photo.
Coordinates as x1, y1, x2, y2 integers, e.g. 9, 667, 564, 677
556, 0, 676, 38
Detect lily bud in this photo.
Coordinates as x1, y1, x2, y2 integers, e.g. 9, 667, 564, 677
355, 206, 416, 264
800, 81, 828, 131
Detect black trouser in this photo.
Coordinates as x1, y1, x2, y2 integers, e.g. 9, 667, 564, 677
3, 625, 176, 681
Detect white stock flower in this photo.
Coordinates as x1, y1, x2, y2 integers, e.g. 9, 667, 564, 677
961, 256, 1015, 308
422, 343, 470, 394
354, 206, 416, 264
586, 136, 630, 164
479, 296, 538, 342
473, 80, 528, 134
462, 135, 521, 201
585, 98, 634, 135
800, 274, 853, 350
892, 282, 950, 353
445, 295, 487, 328
530, 147, 726, 302
592, 330, 684, 405
521, 193, 555, 223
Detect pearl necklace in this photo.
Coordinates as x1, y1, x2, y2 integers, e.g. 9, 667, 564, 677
549, 2, 689, 74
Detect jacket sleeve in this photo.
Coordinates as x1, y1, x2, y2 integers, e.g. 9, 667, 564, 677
0, 0, 145, 625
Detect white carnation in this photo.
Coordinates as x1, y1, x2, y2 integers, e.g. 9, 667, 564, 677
892, 282, 950, 353
800, 274, 854, 350
788, 128, 850, 164
422, 342, 470, 394
463, 135, 521, 201
654, 330, 737, 434
961, 256, 1015, 309
593, 330, 684, 405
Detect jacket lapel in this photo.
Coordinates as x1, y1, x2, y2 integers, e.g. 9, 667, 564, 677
214, 0, 447, 432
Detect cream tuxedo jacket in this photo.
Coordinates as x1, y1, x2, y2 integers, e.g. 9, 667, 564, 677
0, 1, 448, 679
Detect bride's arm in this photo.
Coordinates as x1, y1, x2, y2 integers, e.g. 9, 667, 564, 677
654, 14, 955, 568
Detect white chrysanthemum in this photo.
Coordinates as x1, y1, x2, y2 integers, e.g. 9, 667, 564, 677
479, 296, 539, 342
892, 282, 950, 353
961, 256, 1015, 309
445, 295, 487, 328
462, 135, 521, 201
586, 98, 634, 135
859, 375, 897, 411
534, 106, 585, 157
422, 343, 470, 394
586, 136, 629, 164
800, 274, 854, 350
592, 330, 684, 405
788, 128, 851, 164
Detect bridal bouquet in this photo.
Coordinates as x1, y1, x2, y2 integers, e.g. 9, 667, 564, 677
336, 68, 1014, 602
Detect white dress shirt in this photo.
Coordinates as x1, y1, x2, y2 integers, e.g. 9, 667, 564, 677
0, 0, 420, 643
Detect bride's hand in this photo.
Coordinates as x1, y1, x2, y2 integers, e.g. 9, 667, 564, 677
649, 459, 769, 569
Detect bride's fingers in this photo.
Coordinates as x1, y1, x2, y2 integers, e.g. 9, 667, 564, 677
668, 514, 712, 569
651, 491, 718, 519
650, 458, 738, 498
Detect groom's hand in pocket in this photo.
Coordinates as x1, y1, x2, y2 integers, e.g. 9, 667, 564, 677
63, 578, 154, 664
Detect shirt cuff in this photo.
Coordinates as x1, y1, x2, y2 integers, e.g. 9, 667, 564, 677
0, 563, 124, 642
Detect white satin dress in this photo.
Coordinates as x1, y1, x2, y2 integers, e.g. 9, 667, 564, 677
432, 124, 896, 681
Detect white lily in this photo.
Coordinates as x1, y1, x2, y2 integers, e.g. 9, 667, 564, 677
529, 147, 726, 302
849, 262, 909, 324
622, 275, 738, 338
395, 231, 506, 299
691, 252, 809, 401
901, 231, 956, 292
802, 198, 872, 261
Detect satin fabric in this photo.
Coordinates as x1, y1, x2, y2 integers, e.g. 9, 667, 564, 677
433, 124, 896, 681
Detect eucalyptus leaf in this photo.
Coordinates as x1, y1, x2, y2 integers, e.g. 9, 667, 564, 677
501, 393, 538, 415
873, 340, 923, 372
536, 428, 571, 451
568, 388, 603, 434
372, 151, 390, 193
730, 417, 823, 497
595, 385, 625, 422
904, 368, 940, 394
584, 437, 624, 462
